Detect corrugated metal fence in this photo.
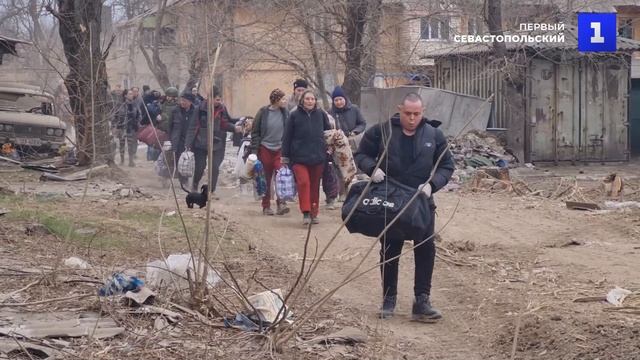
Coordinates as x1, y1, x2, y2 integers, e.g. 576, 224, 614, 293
434, 56, 510, 129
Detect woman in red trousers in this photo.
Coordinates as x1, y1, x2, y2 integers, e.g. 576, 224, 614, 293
281, 89, 332, 225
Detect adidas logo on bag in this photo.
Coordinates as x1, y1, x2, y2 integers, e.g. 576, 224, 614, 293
362, 196, 395, 208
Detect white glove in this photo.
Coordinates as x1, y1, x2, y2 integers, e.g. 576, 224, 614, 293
371, 169, 385, 183
421, 183, 432, 198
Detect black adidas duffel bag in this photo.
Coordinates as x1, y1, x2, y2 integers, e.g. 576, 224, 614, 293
341, 178, 432, 239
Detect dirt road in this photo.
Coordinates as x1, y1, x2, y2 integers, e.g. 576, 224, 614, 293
124, 154, 640, 359
2, 150, 638, 359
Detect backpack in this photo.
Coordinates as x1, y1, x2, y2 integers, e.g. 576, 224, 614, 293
341, 178, 432, 240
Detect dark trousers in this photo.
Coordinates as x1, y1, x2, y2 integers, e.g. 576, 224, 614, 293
379, 210, 436, 298
192, 146, 225, 192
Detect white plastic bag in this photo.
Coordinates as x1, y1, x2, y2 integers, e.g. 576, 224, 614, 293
235, 142, 248, 180
178, 151, 195, 177
146, 253, 221, 290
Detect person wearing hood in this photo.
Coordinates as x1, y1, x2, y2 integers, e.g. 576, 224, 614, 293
326, 85, 367, 205
354, 92, 454, 323
329, 86, 366, 137
282, 89, 333, 225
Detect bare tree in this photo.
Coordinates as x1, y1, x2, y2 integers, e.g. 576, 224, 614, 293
47, 0, 113, 165
138, 0, 171, 89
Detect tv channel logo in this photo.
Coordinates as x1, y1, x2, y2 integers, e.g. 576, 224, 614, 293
578, 13, 616, 52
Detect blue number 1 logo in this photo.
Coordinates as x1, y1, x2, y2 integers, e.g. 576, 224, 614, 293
578, 13, 616, 52
590, 22, 605, 43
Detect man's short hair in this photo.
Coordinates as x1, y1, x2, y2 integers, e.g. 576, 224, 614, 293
401, 92, 423, 105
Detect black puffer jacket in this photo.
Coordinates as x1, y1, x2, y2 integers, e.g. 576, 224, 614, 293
282, 105, 332, 166
329, 100, 366, 135
354, 114, 454, 194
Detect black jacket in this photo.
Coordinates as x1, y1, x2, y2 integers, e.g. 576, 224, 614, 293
169, 105, 196, 153
185, 101, 236, 151
354, 114, 454, 195
115, 101, 141, 133
329, 101, 366, 135
282, 105, 332, 166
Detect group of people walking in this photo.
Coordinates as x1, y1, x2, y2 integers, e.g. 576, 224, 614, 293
110, 78, 455, 323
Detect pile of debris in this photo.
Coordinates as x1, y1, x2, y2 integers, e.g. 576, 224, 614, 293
449, 131, 517, 169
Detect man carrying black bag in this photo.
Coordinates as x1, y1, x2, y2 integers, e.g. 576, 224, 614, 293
354, 92, 454, 322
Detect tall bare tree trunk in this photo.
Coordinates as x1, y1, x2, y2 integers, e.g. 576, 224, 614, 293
48, 0, 113, 166
362, 0, 383, 91
486, 0, 526, 162
342, 0, 368, 105
139, 0, 171, 89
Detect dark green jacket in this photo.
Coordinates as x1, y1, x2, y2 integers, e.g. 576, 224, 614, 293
250, 105, 289, 154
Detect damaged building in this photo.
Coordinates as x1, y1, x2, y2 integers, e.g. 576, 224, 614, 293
425, 26, 640, 164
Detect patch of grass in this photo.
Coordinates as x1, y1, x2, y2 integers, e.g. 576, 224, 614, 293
7, 208, 125, 248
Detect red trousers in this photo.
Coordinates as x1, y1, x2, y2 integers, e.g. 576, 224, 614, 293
258, 146, 282, 209
292, 163, 324, 217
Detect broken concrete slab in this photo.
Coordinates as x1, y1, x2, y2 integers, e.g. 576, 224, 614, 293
0, 311, 124, 340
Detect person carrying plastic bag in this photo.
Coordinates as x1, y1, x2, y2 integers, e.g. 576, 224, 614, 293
250, 89, 291, 216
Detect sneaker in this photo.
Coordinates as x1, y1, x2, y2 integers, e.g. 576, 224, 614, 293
302, 213, 311, 225
326, 199, 336, 210
379, 296, 396, 319
276, 202, 290, 215
337, 194, 346, 203
311, 216, 319, 224
263, 208, 275, 216
411, 294, 442, 323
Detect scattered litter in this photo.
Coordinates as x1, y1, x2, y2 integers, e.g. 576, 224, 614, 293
606, 287, 632, 307
98, 273, 144, 296
566, 201, 600, 211
124, 287, 156, 305
63, 256, 91, 270
307, 327, 368, 345
449, 131, 517, 170
603, 201, 640, 210
146, 254, 221, 290
246, 289, 291, 324
0, 310, 124, 339
166, 211, 176, 217
524, 163, 535, 169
